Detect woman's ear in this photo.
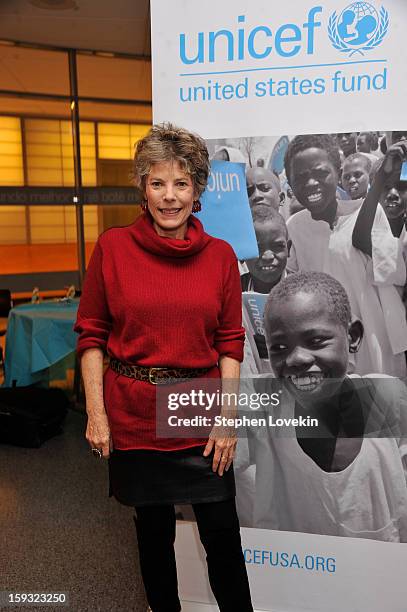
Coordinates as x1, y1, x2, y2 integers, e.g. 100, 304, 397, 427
348, 317, 364, 354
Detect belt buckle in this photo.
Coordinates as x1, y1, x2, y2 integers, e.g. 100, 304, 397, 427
148, 367, 166, 385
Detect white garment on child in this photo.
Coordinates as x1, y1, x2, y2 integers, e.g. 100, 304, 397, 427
251, 376, 407, 542
287, 200, 407, 376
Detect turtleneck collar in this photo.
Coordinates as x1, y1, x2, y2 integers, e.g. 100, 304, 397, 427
131, 212, 211, 258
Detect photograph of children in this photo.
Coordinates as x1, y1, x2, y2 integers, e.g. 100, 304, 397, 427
205, 130, 407, 540
251, 272, 407, 542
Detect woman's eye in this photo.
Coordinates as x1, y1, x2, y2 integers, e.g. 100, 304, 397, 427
151, 181, 161, 188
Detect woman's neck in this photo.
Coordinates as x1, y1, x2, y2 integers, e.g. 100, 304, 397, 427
153, 221, 188, 240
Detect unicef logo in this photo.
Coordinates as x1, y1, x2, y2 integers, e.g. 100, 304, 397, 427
328, 2, 389, 57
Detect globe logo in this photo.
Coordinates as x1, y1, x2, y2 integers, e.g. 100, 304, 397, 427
328, 2, 389, 57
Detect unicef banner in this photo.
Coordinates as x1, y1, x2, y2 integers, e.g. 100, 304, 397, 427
151, 1, 407, 611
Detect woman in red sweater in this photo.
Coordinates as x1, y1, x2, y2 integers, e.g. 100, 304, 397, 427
74, 123, 253, 612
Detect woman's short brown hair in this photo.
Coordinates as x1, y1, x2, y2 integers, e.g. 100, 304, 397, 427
133, 123, 210, 198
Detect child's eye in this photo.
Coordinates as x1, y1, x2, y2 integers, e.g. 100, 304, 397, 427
268, 343, 288, 353
309, 337, 328, 347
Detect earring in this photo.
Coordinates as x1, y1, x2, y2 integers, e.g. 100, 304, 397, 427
192, 200, 201, 213
141, 200, 147, 212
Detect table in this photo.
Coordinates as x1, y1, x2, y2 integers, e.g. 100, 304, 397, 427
4, 300, 79, 388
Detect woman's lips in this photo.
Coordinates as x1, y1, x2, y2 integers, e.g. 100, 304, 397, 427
159, 208, 182, 216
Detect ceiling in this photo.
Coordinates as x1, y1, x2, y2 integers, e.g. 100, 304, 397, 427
0, 0, 151, 56
0, 0, 152, 122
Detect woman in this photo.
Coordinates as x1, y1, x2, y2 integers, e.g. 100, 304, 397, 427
74, 123, 253, 612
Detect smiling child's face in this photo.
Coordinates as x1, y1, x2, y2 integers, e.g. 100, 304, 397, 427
289, 148, 338, 218
342, 158, 370, 200
246, 218, 288, 287
379, 173, 407, 220
266, 291, 358, 406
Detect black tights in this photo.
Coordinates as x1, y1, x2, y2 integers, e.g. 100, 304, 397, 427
134, 498, 253, 612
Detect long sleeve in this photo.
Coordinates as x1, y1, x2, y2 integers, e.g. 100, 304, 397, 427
214, 257, 245, 362
74, 241, 112, 358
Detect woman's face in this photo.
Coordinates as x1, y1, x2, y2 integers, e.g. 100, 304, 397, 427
145, 161, 195, 239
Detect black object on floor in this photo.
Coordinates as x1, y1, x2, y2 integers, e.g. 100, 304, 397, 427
0, 386, 69, 448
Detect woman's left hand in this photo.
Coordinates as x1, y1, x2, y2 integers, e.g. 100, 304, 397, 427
203, 426, 237, 476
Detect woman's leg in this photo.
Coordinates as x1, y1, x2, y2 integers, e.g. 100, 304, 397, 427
134, 504, 181, 612
193, 498, 253, 612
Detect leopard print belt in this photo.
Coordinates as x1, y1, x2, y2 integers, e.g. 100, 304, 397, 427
109, 358, 211, 385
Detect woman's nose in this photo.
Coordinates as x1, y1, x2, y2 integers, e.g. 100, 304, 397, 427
163, 185, 176, 200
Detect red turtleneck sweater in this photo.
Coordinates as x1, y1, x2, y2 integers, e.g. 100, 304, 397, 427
74, 213, 245, 450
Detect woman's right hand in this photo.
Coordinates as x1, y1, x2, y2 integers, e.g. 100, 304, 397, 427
86, 409, 112, 458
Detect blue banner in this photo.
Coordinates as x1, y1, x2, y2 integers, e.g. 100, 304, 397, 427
197, 160, 258, 260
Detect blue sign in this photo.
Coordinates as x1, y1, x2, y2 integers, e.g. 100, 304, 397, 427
197, 160, 258, 260
268, 136, 289, 175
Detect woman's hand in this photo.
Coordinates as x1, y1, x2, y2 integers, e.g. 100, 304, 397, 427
204, 355, 240, 475
80, 348, 112, 458
86, 410, 112, 458
203, 424, 237, 476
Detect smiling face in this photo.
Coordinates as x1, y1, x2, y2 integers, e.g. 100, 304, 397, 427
246, 218, 288, 289
265, 291, 361, 406
342, 158, 370, 200
246, 167, 281, 217
379, 172, 407, 221
145, 161, 195, 239
289, 148, 338, 219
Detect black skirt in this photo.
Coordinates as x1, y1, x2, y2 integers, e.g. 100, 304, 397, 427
108, 444, 236, 507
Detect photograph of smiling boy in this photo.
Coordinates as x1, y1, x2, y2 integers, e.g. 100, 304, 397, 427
244, 212, 289, 293
251, 271, 407, 541
241, 211, 290, 376
284, 133, 407, 377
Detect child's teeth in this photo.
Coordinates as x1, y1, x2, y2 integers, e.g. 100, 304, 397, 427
290, 374, 324, 390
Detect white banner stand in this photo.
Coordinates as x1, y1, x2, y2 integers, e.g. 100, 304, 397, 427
176, 521, 407, 612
